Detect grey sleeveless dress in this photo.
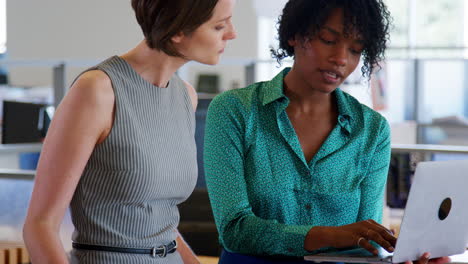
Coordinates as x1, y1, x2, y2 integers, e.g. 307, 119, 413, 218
69, 56, 198, 263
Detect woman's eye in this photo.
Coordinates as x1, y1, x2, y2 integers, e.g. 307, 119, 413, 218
215, 25, 225, 31
319, 37, 335, 45
350, 48, 363, 55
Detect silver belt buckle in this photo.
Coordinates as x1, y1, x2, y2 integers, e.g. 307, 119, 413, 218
151, 241, 175, 258
157, 244, 168, 258
151, 247, 157, 258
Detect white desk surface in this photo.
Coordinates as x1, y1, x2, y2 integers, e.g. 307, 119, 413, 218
0, 143, 42, 154
391, 144, 468, 154
0, 169, 35, 180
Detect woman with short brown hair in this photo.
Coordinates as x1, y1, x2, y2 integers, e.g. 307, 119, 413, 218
23, 0, 236, 263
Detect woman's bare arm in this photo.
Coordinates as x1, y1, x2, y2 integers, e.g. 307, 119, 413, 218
176, 230, 201, 264
183, 80, 198, 111
23, 70, 115, 263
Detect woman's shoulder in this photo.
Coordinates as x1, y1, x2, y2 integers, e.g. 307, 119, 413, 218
75, 69, 111, 85
68, 70, 115, 113
72, 70, 113, 98
338, 89, 389, 131
210, 82, 264, 112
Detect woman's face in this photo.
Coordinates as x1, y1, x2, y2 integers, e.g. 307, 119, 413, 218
173, 0, 237, 65
288, 8, 364, 93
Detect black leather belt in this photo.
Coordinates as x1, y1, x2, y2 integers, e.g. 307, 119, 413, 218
72, 240, 177, 258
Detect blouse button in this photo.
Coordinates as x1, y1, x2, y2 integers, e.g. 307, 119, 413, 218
305, 204, 311, 210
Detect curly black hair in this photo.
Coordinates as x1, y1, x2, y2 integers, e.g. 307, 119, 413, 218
271, 0, 392, 78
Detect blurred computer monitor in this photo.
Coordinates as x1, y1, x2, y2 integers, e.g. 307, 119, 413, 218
2, 100, 51, 144
194, 97, 216, 188
196, 74, 219, 94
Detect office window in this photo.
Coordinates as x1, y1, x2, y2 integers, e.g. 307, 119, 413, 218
421, 60, 465, 121
387, 0, 464, 54
384, 0, 467, 124
255, 15, 284, 83
414, 0, 464, 47
0, 0, 5, 53
386, 0, 409, 48
413, 0, 466, 122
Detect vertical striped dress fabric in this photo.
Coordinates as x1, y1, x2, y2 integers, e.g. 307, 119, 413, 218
69, 56, 198, 264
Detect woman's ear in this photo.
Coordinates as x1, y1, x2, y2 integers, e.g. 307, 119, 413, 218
171, 32, 185, 44
288, 37, 297, 47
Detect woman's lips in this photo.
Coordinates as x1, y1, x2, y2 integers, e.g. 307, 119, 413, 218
321, 70, 341, 84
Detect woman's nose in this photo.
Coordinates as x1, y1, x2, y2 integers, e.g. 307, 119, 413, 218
225, 23, 237, 40
330, 45, 348, 66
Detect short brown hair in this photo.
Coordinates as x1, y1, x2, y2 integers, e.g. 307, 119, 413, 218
132, 0, 219, 57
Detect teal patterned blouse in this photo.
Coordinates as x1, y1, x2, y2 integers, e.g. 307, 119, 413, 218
203, 68, 391, 257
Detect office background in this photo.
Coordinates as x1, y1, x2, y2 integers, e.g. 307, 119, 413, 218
1, 0, 468, 260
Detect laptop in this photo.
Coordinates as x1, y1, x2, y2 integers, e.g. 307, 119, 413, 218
305, 159, 468, 263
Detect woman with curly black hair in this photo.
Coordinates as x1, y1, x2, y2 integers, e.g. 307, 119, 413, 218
204, 1, 450, 264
